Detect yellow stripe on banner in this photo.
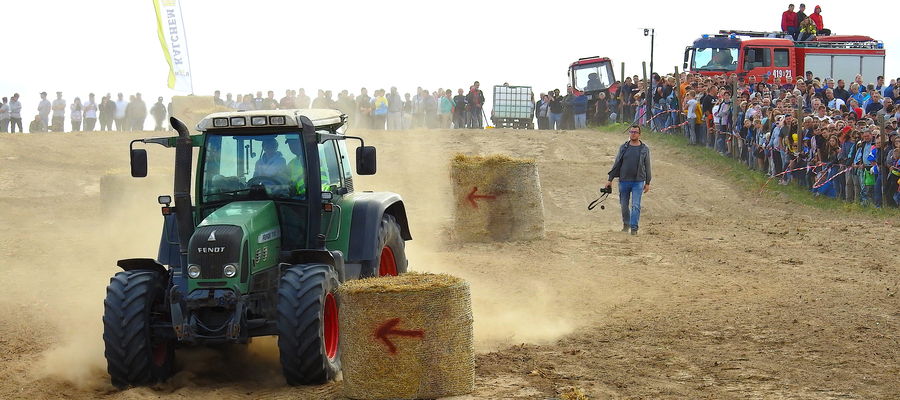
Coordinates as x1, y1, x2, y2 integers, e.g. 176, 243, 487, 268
153, 0, 176, 89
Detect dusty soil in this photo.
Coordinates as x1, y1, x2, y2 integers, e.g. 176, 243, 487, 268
0, 127, 897, 399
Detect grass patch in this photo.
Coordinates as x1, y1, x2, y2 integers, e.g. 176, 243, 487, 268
595, 126, 899, 217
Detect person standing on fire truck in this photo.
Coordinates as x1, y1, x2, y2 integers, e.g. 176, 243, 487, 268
781, 4, 799, 39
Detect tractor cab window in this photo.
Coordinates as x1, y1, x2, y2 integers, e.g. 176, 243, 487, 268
572, 62, 613, 92
692, 48, 738, 71
317, 139, 343, 191
201, 132, 307, 202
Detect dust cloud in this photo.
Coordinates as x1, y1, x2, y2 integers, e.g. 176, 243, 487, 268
3, 128, 588, 394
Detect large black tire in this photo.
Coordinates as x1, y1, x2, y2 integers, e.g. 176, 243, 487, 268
360, 213, 409, 277
103, 270, 174, 389
277, 264, 341, 385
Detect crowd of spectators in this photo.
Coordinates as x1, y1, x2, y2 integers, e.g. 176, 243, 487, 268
630, 70, 900, 209
0, 91, 161, 133
205, 82, 487, 131
0, 81, 490, 133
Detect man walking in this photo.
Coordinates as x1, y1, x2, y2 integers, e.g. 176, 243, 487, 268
604, 125, 652, 235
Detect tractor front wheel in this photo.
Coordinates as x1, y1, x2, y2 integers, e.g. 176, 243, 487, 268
277, 264, 341, 385
102, 270, 174, 389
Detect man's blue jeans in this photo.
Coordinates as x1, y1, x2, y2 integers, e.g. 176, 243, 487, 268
619, 181, 645, 230
549, 112, 562, 130
574, 113, 586, 129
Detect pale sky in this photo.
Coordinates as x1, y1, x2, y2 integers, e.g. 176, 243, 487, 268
2, 0, 897, 118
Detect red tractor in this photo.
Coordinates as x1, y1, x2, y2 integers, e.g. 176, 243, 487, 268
567, 56, 617, 124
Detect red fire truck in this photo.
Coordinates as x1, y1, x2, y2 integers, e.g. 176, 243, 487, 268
683, 30, 885, 84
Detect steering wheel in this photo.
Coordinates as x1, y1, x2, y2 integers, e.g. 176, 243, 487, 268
247, 175, 286, 187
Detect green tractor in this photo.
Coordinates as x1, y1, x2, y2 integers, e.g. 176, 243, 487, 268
103, 109, 411, 388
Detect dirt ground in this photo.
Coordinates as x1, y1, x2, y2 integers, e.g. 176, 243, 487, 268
0, 127, 897, 399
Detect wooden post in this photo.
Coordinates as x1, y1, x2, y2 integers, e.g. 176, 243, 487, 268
731, 78, 739, 160
641, 62, 649, 128
878, 115, 888, 205
673, 67, 682, 136
620, 62, 626, 123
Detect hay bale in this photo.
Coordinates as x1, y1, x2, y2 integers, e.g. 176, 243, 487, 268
338, 273, 474, 399
170, 96, 232, 132
450, 154, 545, 242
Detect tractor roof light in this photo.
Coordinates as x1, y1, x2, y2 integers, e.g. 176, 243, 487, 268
270, 116, 286, 125
213, 117, 229, 127
229, 116, 246, 127
251, 116, 267, 126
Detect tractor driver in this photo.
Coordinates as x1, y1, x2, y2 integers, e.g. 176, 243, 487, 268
254, 138, 287, 180
585, 72, 605, 91
285, 137, 307, 197
284, 137, 337, 198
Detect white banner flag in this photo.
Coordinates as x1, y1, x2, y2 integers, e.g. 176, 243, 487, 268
153, 0, 193, 92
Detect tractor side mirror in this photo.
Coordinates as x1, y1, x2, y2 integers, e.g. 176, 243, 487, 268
356, 146, 376, 175
131, 149, 148, 177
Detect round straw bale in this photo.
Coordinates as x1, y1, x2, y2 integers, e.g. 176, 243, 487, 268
450, 154, 545, 242
338, 273, 474, 399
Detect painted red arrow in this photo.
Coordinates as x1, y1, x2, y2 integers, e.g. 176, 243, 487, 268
466, 186, 497, 208
375, 318, 424, 354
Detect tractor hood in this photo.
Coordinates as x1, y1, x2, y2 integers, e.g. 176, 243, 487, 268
186, 201, 282, 292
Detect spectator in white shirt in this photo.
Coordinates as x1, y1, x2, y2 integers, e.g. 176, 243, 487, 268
37, 92, 51, 128
83, 93, 98, 131
51, 92, 66, 132
9, 93, 22, 133
70, 97, 83, 132
114, 93, 128, 131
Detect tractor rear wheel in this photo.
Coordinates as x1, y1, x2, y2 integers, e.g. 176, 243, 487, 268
362, 214, 408, 277
277, 264, 341, 385
102, 270, 174, 389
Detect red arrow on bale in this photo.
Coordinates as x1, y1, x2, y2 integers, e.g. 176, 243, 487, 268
466, 186, 497, 208
375, 318, 424, 354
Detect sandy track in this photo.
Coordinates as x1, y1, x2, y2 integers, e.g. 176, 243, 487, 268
0, 128, 897, 399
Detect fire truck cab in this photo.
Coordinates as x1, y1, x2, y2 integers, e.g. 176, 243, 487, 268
684, 30, 885, 84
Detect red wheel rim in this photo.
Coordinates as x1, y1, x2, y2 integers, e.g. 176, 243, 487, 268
323, 292, 339, 360
379, 246, 398, 276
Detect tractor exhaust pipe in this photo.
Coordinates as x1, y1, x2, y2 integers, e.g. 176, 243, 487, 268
169, 117, 195, 256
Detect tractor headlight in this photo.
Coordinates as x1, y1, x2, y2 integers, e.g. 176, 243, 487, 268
187, 264, 201, 279
223, 264, 238, 278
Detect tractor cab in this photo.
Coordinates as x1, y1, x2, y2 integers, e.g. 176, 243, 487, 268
193, 109, 371, 252
568, 56, 615, 97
